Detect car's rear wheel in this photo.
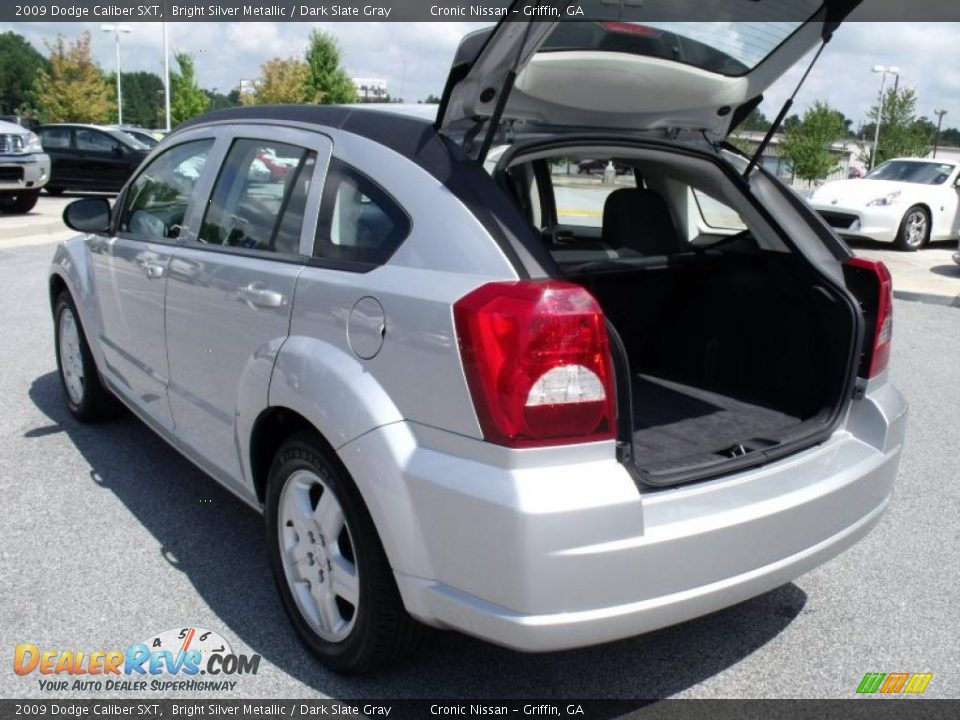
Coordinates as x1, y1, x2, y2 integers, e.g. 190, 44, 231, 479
265, 432, 421, 674
895, 205, 929, 251
53, 291, 118, 421
0, 190, 40, 214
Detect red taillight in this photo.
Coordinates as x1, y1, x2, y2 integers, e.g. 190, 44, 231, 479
453, 281, 616, 448
845, 257, 893, 377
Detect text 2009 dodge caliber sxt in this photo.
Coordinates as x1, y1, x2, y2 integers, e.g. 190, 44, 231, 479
49, 0, 906, 674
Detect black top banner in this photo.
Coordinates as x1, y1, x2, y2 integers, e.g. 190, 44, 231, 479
3, 0, 960, 23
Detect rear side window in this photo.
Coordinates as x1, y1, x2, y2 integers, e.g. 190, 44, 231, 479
40, 127, 71, 149
692, 189, 747, 231
198, 138, 315, 255
314, 158, 410, 265
120, 139, 213, 239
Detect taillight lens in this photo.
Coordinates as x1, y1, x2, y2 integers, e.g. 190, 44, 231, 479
453, 281, 616, 447
844, 257, 893, 377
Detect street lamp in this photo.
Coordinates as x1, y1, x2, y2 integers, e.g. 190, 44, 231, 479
101, 24, 132, 125
870, 64, 901, 170
933, 109, 947, 159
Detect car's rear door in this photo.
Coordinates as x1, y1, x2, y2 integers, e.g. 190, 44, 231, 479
91, 129, 221, 430
38, 126, 76, 187
163, 125, 330, 490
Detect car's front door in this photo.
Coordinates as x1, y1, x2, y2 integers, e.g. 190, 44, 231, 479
163, 126, 329, 488
74, 128, 132, 190
91, 133, 219, 430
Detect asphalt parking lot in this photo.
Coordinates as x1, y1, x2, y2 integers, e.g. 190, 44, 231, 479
1, 195, 958, 700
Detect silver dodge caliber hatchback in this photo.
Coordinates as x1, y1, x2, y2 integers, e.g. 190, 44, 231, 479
50, 3, 907, 673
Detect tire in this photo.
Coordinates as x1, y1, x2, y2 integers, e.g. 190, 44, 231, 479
895, 205, 930, 251
53, 291, 118, 422
45, 187, 65, 196
0, 190, 40, 214
265, 432, 422, 674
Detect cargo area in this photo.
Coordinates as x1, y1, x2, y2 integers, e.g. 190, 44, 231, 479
567, 246, 857, 484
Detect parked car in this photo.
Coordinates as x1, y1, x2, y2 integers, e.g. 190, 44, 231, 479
107, 125, 163, 148
809, 157, 960, 250
49, 4, 906, 674
577, 158, 631, 175
37, 123, 151, 194
0, 118, 50, 214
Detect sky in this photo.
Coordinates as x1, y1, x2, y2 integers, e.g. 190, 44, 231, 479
2, 21, 959, 132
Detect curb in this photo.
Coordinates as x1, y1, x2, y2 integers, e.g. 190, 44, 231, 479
894, 290, 960, 308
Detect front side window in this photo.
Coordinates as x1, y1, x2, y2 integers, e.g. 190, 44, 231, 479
119, 139, 213, 239
198, 138, 315, 255
76, 129, 118, 153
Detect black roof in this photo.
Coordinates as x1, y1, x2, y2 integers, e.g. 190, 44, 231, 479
177, 105, 434, 162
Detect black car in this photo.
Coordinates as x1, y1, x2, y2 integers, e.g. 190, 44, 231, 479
36, 124, 151, 194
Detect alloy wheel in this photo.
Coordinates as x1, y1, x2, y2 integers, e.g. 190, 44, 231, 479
278, 469, 360, 642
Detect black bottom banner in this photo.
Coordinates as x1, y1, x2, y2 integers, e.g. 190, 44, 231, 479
2, 700, 959, 720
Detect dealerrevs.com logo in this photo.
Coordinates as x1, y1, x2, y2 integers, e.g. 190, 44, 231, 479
13, 627, 261, 692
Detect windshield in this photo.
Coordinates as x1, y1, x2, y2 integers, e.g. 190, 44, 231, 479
113, 132, 149, 150
865, 161, 955, 185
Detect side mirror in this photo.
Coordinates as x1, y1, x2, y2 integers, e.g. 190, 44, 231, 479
63, 197, 111, 233
112, 144, 125, 156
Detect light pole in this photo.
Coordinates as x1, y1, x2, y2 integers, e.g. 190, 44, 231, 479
162, 22, 171, 132
933, 109, 947, 158
101, 24, 132, 125
870, 64, 900, 170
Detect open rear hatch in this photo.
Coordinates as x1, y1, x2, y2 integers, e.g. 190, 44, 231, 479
437, 0, 861, 159
441, 2, 870, 486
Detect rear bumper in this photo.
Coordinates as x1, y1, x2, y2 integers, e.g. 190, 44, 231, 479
338, 380, 907, 652
0, 154, 50, 191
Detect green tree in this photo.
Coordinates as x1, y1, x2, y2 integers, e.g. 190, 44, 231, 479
739, 108, 770, 132
170, 51, 209, 124
862, 86, 931, 167
205, 88, 239, 111
305, 30, 356, 104
421, 94, 442, 104
939, 127, 960, 146
241, 57, 318, 105
112, 71, 164, 128
781, 113, 802, 133
0, 32, 48, 115
780, 101, 845, 182
32, 33, 114, 123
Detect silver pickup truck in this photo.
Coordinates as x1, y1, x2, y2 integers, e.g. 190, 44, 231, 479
0, 118, 50, 214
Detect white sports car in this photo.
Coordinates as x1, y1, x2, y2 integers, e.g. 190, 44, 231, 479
809, 158, 960, 250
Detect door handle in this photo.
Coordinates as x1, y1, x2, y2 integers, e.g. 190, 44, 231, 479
141, 261, 166, 279
237, 282, 284, 308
